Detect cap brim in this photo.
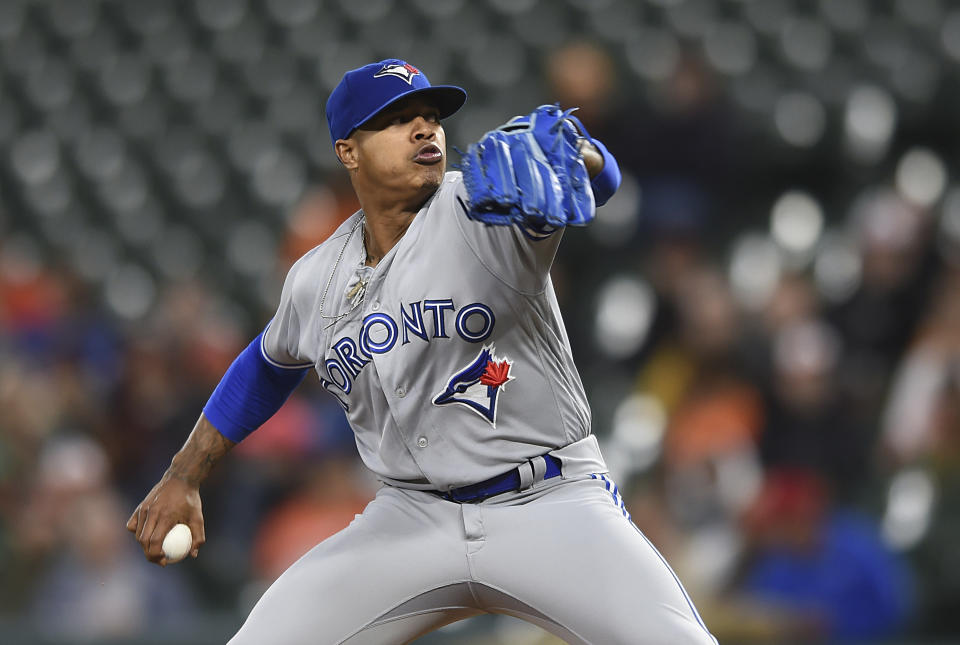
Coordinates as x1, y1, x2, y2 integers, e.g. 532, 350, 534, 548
350, 85, 467, 137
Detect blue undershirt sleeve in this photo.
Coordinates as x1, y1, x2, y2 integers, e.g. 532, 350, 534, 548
202, 330, 310, 443
589, 138, 621, 207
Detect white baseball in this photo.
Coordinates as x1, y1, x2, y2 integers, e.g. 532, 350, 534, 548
162, 523, 193, 563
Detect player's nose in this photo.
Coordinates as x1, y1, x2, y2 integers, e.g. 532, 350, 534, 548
412, 116, 438, 140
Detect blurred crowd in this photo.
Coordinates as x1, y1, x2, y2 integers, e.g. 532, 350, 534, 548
1, 1, 960, 644
549, 36, 960, 645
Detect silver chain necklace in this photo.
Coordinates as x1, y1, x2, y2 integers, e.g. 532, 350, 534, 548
318, 215, 368, 329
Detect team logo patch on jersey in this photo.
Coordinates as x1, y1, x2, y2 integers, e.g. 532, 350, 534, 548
373, 63, 420, 84
433, 344, 515, 427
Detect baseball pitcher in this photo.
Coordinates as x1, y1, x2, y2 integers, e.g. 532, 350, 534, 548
127, 58, 717, 645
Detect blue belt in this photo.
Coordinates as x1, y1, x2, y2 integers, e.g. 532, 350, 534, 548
436, 454, 563, 503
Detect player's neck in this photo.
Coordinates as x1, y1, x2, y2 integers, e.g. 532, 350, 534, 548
360, 208, 415, 267
357, 186, 436, 267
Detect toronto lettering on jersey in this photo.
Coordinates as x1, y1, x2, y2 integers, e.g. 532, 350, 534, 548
320, 299, 495, 410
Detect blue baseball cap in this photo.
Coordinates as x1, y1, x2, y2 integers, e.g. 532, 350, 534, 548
325, 59, 467, 145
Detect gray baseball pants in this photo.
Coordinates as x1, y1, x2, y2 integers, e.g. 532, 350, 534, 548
228, 475, 717, 645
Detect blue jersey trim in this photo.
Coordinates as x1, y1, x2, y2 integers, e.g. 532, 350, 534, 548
259, 320, 314, 369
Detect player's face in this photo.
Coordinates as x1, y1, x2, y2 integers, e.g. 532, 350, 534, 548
344, 96, 447, 201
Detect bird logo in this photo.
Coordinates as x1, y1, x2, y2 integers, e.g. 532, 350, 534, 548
373, 62, 420, 85
433, 345, 515, 427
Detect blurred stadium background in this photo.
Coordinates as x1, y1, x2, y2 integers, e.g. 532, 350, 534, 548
1, 0, 959, 643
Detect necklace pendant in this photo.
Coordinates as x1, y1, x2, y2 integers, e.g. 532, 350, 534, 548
346, 278, 367, 306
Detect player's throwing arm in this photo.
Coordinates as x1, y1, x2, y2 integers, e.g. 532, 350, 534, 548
126, 414, 234, 566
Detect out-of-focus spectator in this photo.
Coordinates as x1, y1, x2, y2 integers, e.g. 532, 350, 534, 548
30, 486, 196, 639
656, 267, 764, 518
881, 266, 960, 465
759, 317, 873, 502
544, 40, 617, 134
830, 189, 940, 427
879, 265, 960, 634
727, 468, 912, 643
631, 267, 764, 537
0, 239, 68, 352
762, 274, 820, 336
280, 176, 360, 267
17, 436, 196, 638
17, 435, 110, 560
637, 265, 742, 411
251, 455, 373, 585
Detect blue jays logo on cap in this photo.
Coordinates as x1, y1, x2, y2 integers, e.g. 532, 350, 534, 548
325, 58, 467, 145
373, 62, 420, 84
433, 345, 515, 427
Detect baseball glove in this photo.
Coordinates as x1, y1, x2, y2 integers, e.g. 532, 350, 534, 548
460, 104, 595, 230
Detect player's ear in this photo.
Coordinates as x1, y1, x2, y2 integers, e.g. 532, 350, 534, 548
335, 139, 359, 169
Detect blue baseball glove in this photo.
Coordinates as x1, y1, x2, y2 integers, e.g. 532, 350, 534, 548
460, 104, 595, 230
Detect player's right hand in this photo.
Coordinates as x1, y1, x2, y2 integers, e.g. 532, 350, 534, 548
126, 473, 206, 567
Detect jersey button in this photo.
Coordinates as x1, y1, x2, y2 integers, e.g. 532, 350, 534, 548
371, 301, 380, 310
417, 436, 428, 448
396, 386, 406, 398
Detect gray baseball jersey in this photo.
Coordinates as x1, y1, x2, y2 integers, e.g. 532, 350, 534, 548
234, 171, 717, 645
262, 172, 596, 490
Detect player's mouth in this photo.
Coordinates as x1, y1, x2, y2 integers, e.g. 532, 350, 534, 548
414, 144, 443, 165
